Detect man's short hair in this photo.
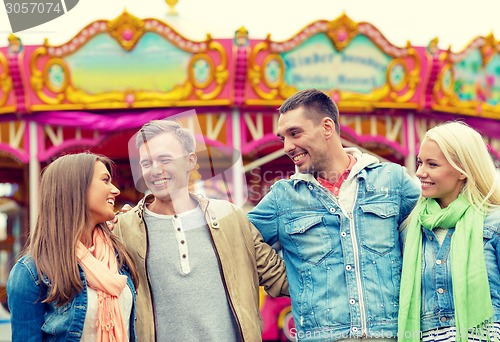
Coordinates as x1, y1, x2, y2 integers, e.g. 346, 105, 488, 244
279, 89, 340, 133
136, 119, 195, 154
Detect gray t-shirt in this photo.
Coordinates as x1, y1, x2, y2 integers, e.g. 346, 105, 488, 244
144, 205, 239, 341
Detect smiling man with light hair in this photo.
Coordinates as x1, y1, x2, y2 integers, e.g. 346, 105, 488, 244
114, 118, 289, 342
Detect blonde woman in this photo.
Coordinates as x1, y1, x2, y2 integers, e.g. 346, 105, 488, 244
398, 121, 500, 341
7, 153, 139, 342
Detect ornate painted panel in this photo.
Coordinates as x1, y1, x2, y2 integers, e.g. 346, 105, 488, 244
24, 11, 233, 111
245, 14, 431, 110
433, 33, 500, 119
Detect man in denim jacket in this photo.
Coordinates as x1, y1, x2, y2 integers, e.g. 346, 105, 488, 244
248, 89, 420, 341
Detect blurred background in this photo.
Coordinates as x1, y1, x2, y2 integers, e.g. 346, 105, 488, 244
1, 0, 499, 340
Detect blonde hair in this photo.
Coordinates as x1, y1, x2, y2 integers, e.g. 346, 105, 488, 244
27, 152, 138, 306
424, 121, 500, 210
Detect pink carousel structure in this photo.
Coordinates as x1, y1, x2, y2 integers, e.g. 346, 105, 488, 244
0, 6, 499, 340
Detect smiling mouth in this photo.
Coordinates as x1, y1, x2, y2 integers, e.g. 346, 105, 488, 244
106, 199, 114, 205
152, 179, 170, 186
420, 182, 434, 186
291, 153, 307, 163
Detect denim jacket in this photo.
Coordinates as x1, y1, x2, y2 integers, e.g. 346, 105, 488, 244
248, 149, 420, 341
419, 208, 500, 332
7, 254, 137, 342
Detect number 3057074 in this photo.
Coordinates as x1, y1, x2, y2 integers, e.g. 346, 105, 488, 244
5, 2, 62, 14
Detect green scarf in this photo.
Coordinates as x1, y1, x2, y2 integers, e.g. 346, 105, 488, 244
398, 194, 493, 341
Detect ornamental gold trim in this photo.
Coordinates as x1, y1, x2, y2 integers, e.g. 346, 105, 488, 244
107, 10, 146, 52
248, 14, 422, 106
247, 41, 283, 101
43, 58, 70, 94
0, 51, 12, 108
188, 54, 214, 89
480, 33, 498, 66
386, 47, 421, 103
434, 63, 455, 98
193, 41, 228, 100
30, 47, 65, 105
261, 54, 284, 89
326, 13, 359, 52
387, 60, 408, 93
29, 13, 230, 110
433, 42, 500, 119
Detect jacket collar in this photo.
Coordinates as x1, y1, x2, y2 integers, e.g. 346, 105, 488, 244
136, 192, 210, 217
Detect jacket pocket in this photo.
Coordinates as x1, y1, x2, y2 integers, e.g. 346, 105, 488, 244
358, 202, 399, 256
484, 228, 494, 239
41, 301, 73, 336
285, 214, 336, 265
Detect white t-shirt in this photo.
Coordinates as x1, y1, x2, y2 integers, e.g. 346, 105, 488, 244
81, 284, 133, 341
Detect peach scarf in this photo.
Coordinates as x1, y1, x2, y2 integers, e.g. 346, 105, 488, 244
76, 228, 128, 342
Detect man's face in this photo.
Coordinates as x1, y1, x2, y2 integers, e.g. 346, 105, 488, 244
139, 132, 195, 202
277, 106, 329, 175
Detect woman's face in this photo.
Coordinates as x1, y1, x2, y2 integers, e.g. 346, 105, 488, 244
87, 161, 120, 226
416, 139, 466, 208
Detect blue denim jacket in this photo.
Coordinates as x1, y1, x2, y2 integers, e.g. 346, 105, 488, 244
7, 254, 137, 342
419, 208, 500, 332
248, 151, 420, 341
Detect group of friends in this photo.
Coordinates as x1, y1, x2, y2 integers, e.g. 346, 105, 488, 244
6, 89, 500, 341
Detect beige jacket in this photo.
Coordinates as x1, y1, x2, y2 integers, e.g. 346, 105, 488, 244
114, 194, 289, 342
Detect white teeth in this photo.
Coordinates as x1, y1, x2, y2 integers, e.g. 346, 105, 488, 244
107, 199, 114, 205
153, 179, 169, 185
292, 153, 306, 162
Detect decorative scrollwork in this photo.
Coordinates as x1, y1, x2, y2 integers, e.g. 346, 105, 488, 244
0, 51, 12, 108
193, 41, 228, 100
29, 12, 231, 110
433, 41, 500, 119
107, 11, 146, 52
326, 13, 359, 52
247, 13, 422, 108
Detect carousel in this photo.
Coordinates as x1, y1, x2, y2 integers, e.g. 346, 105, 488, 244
0, 7, 499, 340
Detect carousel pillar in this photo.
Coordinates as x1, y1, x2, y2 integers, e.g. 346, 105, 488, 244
231, 108, 245, 207
29, 121, 40, 232
405, 113, 416, 178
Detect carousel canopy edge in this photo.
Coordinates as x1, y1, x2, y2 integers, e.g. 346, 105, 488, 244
0, 12, 499, 119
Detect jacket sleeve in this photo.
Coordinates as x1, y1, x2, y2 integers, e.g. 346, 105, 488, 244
397, 167, 419, 251
496, 233, 500, 276
113, 215, 124, 241
486, 210, 500, 274
495, 233, 500, 273
247, 189, 280, 246
7, 260, 46, 342
245, 213, 289, 298
399, 166, 420, 224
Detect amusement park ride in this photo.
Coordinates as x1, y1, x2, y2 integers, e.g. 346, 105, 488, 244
0, 3, 499, 340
